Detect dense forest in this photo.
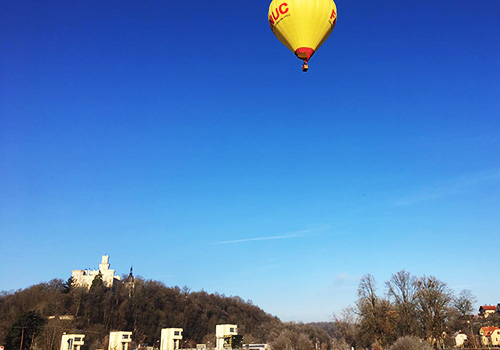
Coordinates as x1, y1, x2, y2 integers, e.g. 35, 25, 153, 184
0, 275, 331, 350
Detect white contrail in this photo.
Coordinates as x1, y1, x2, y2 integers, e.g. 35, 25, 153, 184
395, 168, 500, 206
213, 226, 328, 245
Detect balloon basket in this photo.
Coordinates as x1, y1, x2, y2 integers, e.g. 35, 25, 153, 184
302, 63, 309, 72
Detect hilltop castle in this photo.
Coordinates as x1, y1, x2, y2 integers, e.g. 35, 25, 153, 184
72, 255, 121, 289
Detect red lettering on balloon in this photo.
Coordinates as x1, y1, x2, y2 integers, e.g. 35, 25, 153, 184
330, 9, 336, 19
269, 2, 290, 30
272, 8, 279, 20
279, 3, 289, 14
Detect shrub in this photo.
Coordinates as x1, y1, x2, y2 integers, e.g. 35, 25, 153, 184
388, 336, 432, 350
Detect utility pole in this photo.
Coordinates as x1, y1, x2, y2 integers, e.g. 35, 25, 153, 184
20, 327, 24, 350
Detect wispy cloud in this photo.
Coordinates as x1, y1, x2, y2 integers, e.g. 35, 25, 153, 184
395, 168, 500, 206
334, 272, 358, 284
213, 226, 329, 245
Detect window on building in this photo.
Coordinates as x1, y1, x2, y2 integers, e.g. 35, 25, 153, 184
75, 338, 81, 342
230, 328, 235, 332
175, 331, 180, 336
123, 334, 129, 339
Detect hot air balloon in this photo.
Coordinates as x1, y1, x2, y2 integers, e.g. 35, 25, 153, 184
268, 0, 337, 72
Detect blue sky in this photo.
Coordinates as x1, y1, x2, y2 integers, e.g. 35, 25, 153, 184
1, 0, 500, 322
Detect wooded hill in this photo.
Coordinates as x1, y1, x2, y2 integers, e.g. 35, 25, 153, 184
0, 276, 332, 350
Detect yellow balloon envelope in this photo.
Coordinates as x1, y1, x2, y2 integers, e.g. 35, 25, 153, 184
268, 0, 337, 71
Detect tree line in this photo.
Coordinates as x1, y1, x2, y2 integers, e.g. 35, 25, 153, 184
332, 270, 498, 350
1, 270, 496, 350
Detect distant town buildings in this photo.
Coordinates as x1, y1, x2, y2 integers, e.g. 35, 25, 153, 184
57, 325, 256, 350
72, 255, 121, 289
479, 305, 498, 318
480, 327, 500, 346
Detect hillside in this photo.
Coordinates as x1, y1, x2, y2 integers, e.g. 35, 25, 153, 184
0, 277, 332, 350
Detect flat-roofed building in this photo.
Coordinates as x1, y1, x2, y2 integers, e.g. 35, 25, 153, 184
108, 331, 132, 350
160, 328, 183, 350
216, 325, 237, 350
60, 334, 85, 350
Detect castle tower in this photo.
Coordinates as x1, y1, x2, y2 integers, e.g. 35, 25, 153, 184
72, 255, 121, 289
99, 255, 110, 271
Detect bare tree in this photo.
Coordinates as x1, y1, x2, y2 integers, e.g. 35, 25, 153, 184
450, 289, 478, 346
270, 329, 313, 350
331, 337, 351, 350
356, 274, 377, 346
385, 270, 418, 337
357, 274, 397, 348
35, 318, 67, 350
453, 290, 476, 317
358, 274, 377, 309
413, 276, 452, 348
332, 307, 359, 349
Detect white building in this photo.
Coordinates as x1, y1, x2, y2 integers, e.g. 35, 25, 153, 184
108, 331, 132, 350
216, 325, 238, 350
60, 334, 85, 350
72, 255, 121, 289
161, 328, 183, 350
455, 333, 468, 347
